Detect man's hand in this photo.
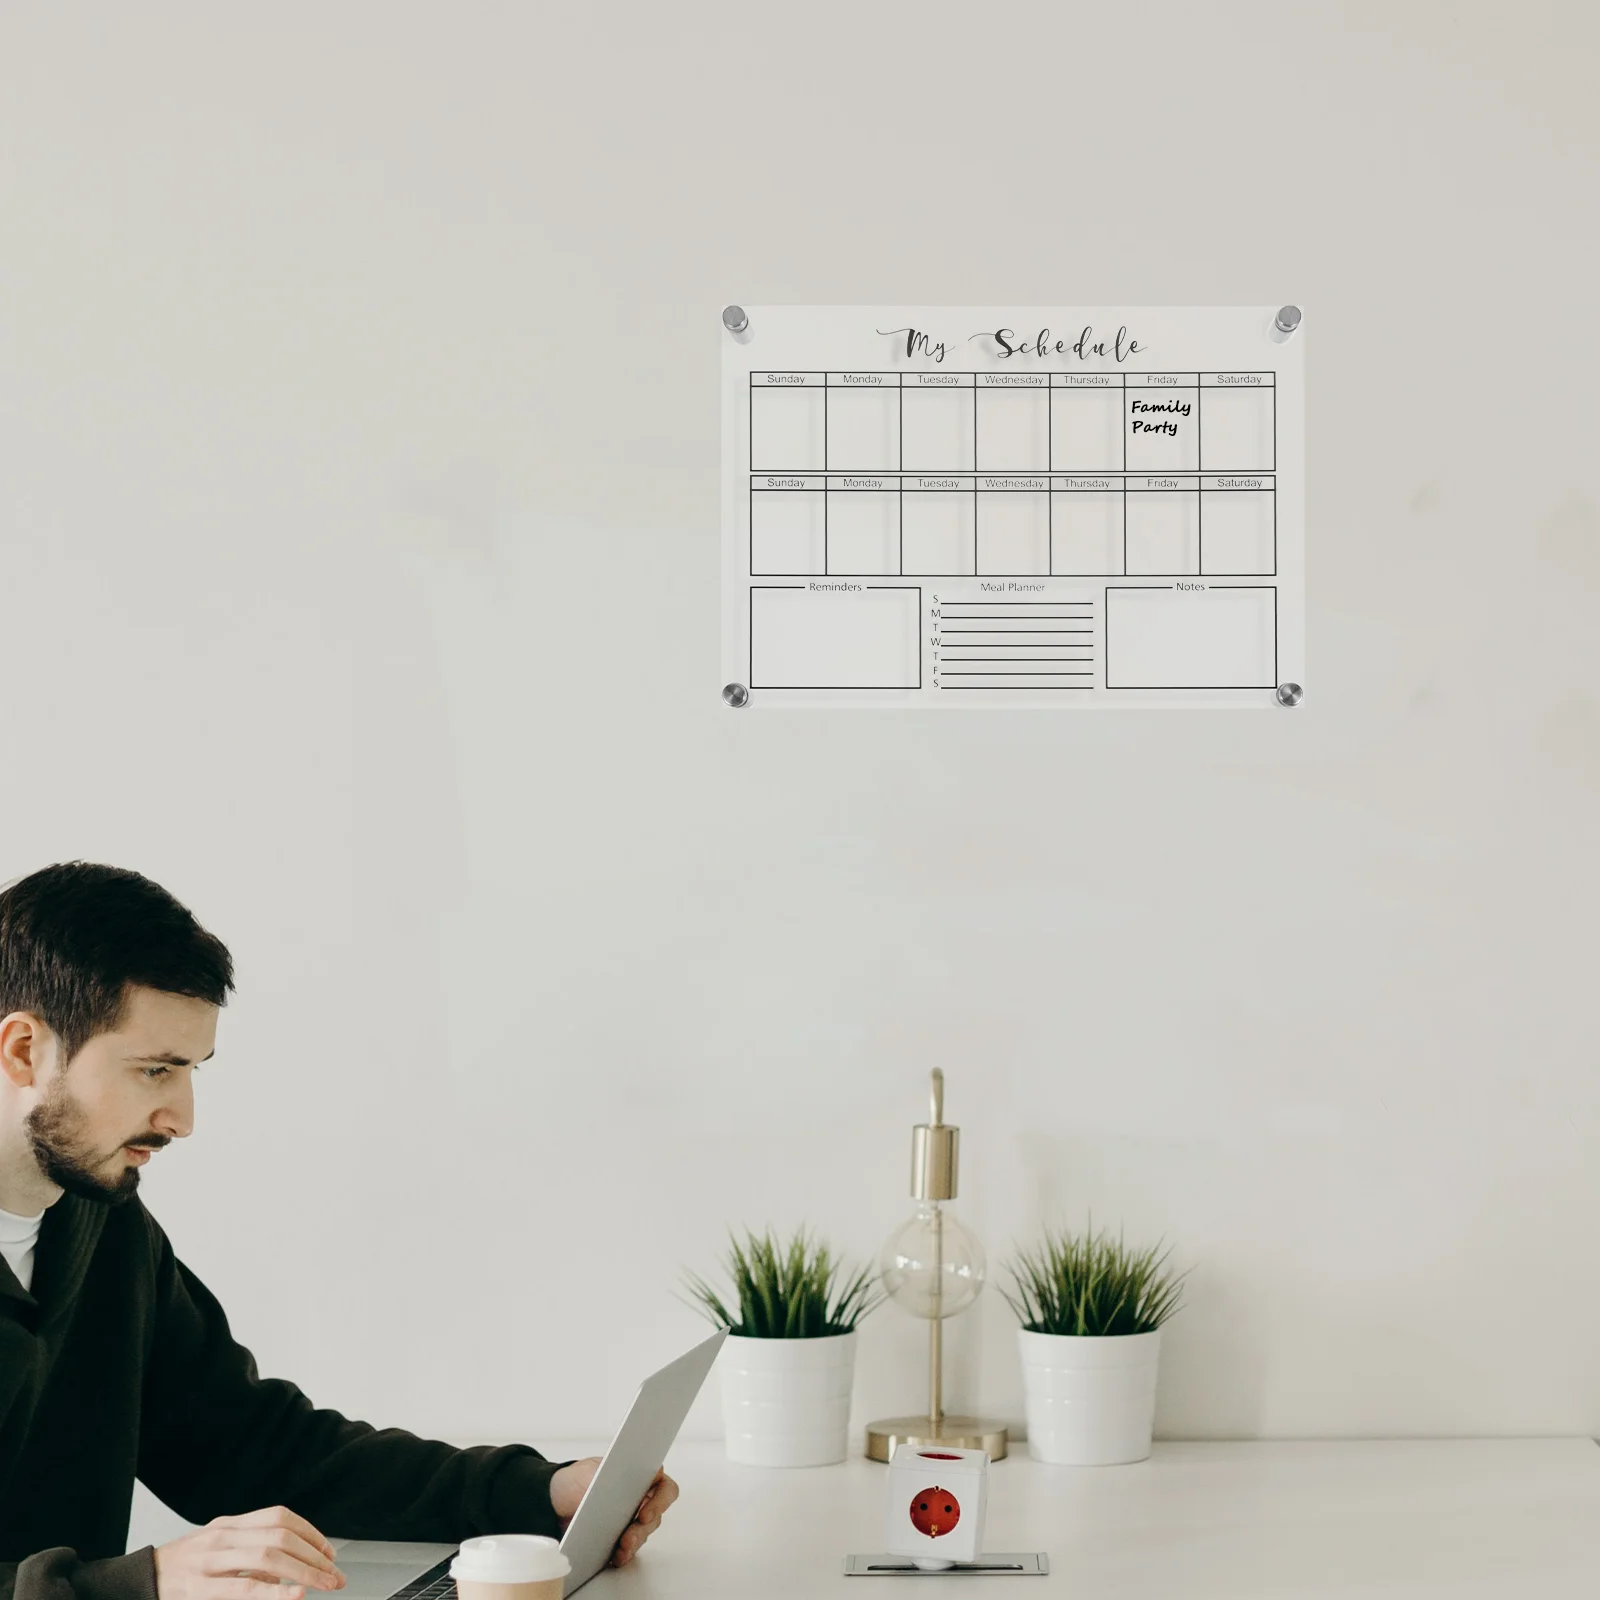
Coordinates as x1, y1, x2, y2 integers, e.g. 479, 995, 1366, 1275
549, 1457, 680, 1568
154, 1507, 347, 1600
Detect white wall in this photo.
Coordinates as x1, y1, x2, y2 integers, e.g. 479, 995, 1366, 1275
3, 1, 1598, 1532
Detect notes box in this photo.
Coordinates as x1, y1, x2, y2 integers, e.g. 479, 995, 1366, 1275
750, 586, 920, 690
1105, 586, 1276, 689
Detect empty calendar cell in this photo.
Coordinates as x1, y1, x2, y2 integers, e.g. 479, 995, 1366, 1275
826, 386, 900, 471
1200, 387, 1275, 470
826, 491, 900, 574
1126, 488, 1200, 575
902, 491, 976, 574
1201, 491, 1275, 575
750, 490, 826, 574
1051, 490, 1125, 575
1051, 389, 1124, 471
902, 388, 976, 471
976, 388, 1050, 471
750, 386, 825, 471
977, 491, 1050, 574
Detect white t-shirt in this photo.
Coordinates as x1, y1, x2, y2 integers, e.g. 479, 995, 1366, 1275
0, 1202, 46, 1293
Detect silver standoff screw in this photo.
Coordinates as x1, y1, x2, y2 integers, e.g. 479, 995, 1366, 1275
1276, 682, 1304, 707
1273, 305, 1303, 335
721, 305, 749, 334
722, 682, 750, 708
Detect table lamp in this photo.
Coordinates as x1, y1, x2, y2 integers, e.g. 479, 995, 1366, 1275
864, 1068, 1009, 1463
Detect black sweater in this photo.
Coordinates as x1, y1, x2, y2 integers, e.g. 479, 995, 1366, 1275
1, 1193, 570, 1600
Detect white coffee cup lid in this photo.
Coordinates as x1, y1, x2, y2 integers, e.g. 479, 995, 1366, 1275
450, 1535, 571, 1584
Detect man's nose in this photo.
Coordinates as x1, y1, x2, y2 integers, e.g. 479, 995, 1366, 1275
154, 1076, 195, 1140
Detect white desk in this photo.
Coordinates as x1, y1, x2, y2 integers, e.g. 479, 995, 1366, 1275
335, 1437, 1600, 1598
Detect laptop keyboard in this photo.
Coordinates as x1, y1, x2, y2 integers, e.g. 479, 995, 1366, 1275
385, 1557, 456, 1600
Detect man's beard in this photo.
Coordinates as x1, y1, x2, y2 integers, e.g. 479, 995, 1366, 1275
24, 1079, 155, 1206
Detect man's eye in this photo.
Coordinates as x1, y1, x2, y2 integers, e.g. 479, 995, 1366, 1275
142, 1066, 169, 1080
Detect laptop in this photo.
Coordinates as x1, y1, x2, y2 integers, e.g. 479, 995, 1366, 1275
330, 1328, 727, 1600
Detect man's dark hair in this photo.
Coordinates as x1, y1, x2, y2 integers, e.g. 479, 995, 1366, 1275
0, 862, 234, 1062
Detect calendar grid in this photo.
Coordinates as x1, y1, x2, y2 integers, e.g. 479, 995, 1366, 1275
747, 371, 1275, 582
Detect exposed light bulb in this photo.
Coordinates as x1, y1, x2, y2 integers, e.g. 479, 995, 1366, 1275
880, 1200, 986, 1321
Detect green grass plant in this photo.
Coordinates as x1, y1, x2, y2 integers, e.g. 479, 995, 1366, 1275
681, 1226, 885, 1338
1001, 1220, 1186, 1337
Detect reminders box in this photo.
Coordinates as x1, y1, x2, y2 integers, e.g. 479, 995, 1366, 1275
1106, 586, 1276, 690
750, 586, 920, 690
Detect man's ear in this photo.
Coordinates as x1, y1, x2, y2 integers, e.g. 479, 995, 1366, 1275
0, 1012, 47, 1090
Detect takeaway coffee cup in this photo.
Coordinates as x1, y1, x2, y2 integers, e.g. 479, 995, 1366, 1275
449, 1535, 570, 1600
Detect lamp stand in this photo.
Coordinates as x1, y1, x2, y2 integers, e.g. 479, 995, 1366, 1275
866, 1158, 1009, 1463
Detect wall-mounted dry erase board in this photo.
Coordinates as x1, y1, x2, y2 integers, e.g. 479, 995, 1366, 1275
720, 306, 1304, 709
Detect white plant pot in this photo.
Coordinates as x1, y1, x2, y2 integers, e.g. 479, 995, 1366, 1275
719, 1330, 857, 1467
1018, 1327, 1162, 1466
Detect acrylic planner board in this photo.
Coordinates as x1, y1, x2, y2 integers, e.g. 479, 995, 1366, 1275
719, 306, 1305, 709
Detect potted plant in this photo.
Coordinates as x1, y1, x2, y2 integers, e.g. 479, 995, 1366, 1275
1000, 1222, 1186, 1465
682, 1226, 884, 1467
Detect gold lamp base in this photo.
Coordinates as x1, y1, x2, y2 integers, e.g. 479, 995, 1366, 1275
864, 1415, 1009, 1463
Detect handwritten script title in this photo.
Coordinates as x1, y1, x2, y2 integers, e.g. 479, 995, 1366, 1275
876, 325, 1143, 365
